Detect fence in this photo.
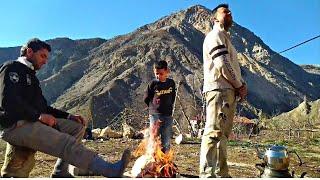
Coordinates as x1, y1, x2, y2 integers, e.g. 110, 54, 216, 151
230, 126, 320, 141
280, 129, 320, 139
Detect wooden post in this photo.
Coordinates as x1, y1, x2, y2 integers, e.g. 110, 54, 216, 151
288, 129, 291, 139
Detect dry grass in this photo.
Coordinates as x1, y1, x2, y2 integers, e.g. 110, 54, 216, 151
0, 129, 319, 178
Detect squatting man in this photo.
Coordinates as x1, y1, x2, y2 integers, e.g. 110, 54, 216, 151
0, 38, 131, 178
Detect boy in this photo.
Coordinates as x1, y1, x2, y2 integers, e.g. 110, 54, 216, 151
143, 60, 176, 153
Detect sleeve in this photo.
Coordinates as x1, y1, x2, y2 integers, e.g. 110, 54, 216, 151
171, 80, 176, 106
32, 77, 70, 119
206, 32, 243, 88
143, 81, 154, 106
0, 66, 40, 122
47, 106, 69, 119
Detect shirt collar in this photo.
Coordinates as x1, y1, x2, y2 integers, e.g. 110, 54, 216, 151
213, 22, 231, 37
16, 57, 35, 70
213, 21, 225, 31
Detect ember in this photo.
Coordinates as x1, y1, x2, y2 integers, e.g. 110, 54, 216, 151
131, 121, 178, 177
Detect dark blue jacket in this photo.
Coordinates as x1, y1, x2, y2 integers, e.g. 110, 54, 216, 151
143, 78, 176, 116
0, 60, 68, 128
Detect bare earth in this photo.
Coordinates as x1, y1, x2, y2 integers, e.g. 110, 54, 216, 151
0, 130, 319, 178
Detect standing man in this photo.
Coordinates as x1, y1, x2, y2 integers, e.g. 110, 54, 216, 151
0, 38, 130, 178
200, 4, 247, 178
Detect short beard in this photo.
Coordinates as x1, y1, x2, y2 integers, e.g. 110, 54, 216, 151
224, 21, 233, 31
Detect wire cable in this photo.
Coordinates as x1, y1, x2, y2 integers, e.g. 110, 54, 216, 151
279, 34, 320, 54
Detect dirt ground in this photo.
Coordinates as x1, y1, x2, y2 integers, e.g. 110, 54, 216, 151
0, 130, 319, 178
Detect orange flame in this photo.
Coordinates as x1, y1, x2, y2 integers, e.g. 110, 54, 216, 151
133, 119, 178, 177
133, 138, 148, 157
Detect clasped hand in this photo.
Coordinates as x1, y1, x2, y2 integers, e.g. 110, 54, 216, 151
236, 84, 248, 102
39, 114, 87, 127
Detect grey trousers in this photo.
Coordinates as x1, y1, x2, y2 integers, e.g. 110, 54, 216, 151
199, 89, 236, 178
0, 118, 96, 177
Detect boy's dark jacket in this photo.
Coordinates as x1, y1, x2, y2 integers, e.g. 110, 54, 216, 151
143, 78, 176, 116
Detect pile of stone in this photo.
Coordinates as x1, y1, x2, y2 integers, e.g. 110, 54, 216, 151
91, 123, 147, 140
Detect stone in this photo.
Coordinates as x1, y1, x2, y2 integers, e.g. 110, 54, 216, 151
99, 127, 123, 139
123, 122, 135, 139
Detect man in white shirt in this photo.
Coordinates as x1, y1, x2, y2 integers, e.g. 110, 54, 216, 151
200, 4, 247, 178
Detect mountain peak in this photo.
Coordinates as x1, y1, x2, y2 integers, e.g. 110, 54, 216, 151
1, 5, 319, 128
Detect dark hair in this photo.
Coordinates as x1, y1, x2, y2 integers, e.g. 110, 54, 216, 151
212, 3, 229, 16
20, 38, 51, 56
153, 60, 168, 70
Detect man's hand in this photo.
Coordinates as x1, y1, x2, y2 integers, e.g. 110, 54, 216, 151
68, 114, 87, 126
39, 113, 57, 127
236, 84, 248, 102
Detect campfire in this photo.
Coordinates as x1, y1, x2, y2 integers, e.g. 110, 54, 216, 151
131, 121, 178, 178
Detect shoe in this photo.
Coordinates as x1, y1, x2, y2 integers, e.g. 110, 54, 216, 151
216, 173, 232, 178
117, 149, 131, 177
199, 174, 217, 178
88, 149, 131, 177
50, 172, 74, 178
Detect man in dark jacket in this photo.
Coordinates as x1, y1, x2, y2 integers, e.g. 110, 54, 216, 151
0, 38, 130, 178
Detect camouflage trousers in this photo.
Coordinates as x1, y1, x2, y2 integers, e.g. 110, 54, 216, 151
199, 89, 236, 178
0, 118, 95, 177
1, 143, 36, 177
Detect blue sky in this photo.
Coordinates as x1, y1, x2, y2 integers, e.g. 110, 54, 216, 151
0, 0, 319, 65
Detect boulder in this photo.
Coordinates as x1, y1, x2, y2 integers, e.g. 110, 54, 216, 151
175, 134, 186, 144
99, 126, 123, 139
92, 128, 102, 139
123, 122, 135, 139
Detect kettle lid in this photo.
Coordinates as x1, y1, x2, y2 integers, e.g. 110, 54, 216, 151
268, 145, 286, 151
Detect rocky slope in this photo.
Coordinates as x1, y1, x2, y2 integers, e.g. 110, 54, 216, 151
269, 98, 320, 129
0, 38, 106, 103
301, 65, 320, 75
1, 5, 320, 129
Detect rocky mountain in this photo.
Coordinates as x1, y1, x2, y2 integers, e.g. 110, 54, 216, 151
0, 47, 20, 63
0, 38, 106, 103
1, 5, 319, 129
301, 65, 320, 75
269, 98, 320, 129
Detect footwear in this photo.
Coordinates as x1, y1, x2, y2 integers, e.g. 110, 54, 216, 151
199, 174, 217, 178
216, 173, 232, 178
117, 149, 131, 177
88, 149, 131, 177
51, 159, 74, 178
220, 174, 232, 178
50, 172, 74, 178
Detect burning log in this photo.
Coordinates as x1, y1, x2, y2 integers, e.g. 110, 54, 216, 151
131, 121, 179, 177
132, 137, 178, 178
137, 160, 178, 178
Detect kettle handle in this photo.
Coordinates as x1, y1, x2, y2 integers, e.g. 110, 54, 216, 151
288, 150, 303, 166
255, 163, 265, 176
255, 145, 264, 159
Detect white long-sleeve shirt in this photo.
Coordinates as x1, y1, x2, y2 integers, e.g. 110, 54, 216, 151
203, 22, 244, 93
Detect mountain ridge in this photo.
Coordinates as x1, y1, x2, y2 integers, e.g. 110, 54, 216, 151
0, 5, 319, 128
